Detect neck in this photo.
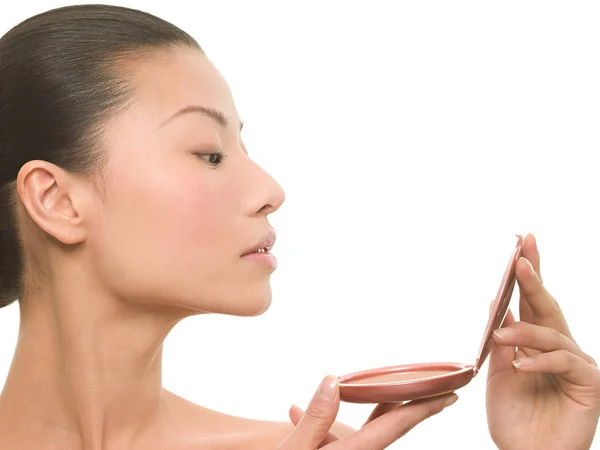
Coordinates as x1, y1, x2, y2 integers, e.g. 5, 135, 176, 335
0, 275, 183, 450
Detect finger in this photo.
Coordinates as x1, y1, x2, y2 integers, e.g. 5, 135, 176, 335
491, 302, 538, 360
289, 404, 303, 423
516, 256, 574, 341
488, 308, 518, 377
363, 403, 401, 425
278, 375, 339, 448
518, 291, 535, 325
328, 394, 458, 450
289, 404, 339, 446
500, 305, 516, 328
519, 234, 541, 323
291, 405, 356, 441
522, 233, 543, 283
513, 350, 600, 389
492, 321, 595, 365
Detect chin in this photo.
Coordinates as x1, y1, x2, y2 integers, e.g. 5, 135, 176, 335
224, 278, 274, 317
180, 287, 273, 317
250, 296, 272, 317
238, 291, 272, 317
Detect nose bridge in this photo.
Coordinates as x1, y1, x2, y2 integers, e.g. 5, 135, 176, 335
242, 156, 286, 216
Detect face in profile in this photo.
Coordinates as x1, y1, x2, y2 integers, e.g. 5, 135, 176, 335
83, 46, 286, 317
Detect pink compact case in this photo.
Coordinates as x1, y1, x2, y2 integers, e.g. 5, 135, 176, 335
338, 235, 523, 403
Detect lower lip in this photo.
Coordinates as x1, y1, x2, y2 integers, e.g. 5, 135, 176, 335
241, 252, 278, 268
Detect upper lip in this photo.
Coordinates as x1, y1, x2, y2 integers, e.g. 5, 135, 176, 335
242, 229, 277, 255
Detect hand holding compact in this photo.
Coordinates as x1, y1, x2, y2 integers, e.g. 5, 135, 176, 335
278, 375, 457, 449
486, 234, 600, 450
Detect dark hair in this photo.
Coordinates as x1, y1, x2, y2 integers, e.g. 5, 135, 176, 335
0, 4, 201, 307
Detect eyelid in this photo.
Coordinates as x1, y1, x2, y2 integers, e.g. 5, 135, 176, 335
193, 151, 226, 166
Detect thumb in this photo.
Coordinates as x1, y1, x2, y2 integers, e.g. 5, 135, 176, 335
278, 375, 340, 449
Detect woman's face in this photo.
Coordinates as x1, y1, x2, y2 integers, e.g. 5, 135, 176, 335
88, 46, 285, 317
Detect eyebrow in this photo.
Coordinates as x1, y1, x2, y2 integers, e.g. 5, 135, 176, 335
159, 105, 244, 131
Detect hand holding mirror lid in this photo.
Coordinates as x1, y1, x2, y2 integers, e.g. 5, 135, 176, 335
338, 235, 523, 404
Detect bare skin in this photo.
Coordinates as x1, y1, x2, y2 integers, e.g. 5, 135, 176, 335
1, 45, 448, 449
0, 44, 596, 449
0, 46, 293, 449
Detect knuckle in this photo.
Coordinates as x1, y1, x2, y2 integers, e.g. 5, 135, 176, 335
508, 328, 526, 343
427, 402, 445, 417
394, 418, 412, 439
511, 321, 525, 331
555, 349, 572, 362
393, 402, 442, 439
551, 328, 565, 346
304, 402, 332, 425
591, 368, 600, 391
532, 307, 556, 321
515, 322, 532, 338
585, 354, 598, 367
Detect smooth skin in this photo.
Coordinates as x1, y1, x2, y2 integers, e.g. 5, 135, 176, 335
0, 41, 596, 448
0, 45, 458, 450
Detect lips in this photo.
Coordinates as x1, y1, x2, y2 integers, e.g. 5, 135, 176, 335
242, 229, 276, 256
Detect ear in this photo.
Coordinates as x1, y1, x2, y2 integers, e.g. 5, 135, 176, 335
16, 160, 89, 245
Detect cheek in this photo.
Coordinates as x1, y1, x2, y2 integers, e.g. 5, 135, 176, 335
88, 137, 268, 309
92, 165, 238, 293
163, 185, 226, 251
124, 178, 229, 255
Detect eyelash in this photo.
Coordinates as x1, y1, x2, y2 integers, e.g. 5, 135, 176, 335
194, 151, 227, 167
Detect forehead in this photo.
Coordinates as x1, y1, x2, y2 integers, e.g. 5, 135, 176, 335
126, 47, 238, 126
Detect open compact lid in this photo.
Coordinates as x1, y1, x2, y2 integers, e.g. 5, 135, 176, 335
474, 234, 523, 373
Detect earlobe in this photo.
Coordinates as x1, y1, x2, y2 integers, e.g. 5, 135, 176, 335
16, 160, 87, 245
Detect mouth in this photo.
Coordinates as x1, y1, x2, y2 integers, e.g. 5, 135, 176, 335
241, 229, 276, 256
241, 229, 278, 269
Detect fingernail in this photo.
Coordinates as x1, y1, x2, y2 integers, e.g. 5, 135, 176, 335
317, 375, 338, 400
512, 358, 533, 370
444, 395, 458, 407
493, 328, 512, 339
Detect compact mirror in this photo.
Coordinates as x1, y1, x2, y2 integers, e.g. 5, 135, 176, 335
338, 235, 523, 403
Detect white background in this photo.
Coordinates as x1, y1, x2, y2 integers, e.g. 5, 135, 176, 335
1, 1, 599, 448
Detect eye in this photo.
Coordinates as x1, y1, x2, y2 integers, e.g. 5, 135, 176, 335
194, 151, 226, 167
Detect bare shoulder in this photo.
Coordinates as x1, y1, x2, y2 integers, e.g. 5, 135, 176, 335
161, 389, 357, 448
162, 389, 295, 448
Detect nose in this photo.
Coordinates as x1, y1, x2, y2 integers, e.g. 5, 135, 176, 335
245, 165, 286, 217
257, 176, 286, 216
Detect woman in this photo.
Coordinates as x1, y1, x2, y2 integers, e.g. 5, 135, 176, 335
0, 4, 597, 449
